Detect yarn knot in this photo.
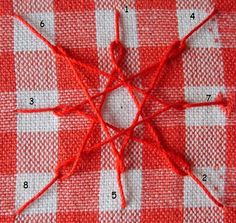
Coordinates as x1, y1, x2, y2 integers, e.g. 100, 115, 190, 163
54, 157, 77, 181
165, 150, 191, 176
52, 45, 68, 58
172, 101, 187, 110
116, 157, 126, 173
168, 40, 187, 60
53, 105, 71, 117
217, 92, 236, 117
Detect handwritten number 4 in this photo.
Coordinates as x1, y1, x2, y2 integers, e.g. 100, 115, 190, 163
190, 13, 195, 20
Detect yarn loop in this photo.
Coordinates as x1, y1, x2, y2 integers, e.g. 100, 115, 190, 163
13, 7, 225, 220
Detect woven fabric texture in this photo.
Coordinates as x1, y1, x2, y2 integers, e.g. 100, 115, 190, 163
0, 0, 236, 222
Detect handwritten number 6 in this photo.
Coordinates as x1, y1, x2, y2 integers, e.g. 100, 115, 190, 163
40, 20, 45, 27
112, 191, 117, 199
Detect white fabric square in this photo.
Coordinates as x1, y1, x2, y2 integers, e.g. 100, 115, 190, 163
120, 10, 138, 48
185, 86, 226, 126
15, 173, 57, 214
102, 87, 137, 129
17, 112, 59, 132
96, 9, 138, 48
177, 9, 221, 48
96, 10, 115, 48
99, 169, 142, 211
184, 167, 225, 208
17, 90, 58, 109
14, 12, 55, 52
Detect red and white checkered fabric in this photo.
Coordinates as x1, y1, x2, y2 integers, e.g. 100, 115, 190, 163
0, 0, 236, 222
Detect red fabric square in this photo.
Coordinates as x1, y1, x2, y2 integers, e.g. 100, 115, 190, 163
56, 48, 99, 90
224, 207, 236, 223
226, 126, 236, 168
0, 132, 16, 174
57, 171, 100, 212
139, 46, 184, 89
224, 168, 236, 206
0, 52, 15, 92
0, 0, 13, 15
216, 0, 236, 12
0, 15, 13, 52
141, 169, 184, 208
142, 125, 185, 170
218, 12, 236, 48
58, 126, 101, 172
136, 0, 176, 10
57, 211, 99, 223
222, 48, 236, 87
140, 208, 183, 223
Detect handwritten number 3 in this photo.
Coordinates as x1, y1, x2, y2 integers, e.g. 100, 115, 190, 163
29, 98, 34, 105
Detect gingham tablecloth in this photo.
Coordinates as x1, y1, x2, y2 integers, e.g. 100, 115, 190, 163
0, 0, 236, 222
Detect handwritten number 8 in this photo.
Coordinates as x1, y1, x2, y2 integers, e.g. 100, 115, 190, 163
23, 181, 28, 189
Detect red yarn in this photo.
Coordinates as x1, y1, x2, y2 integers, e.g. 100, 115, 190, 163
13, 175, 59, 221
13, 7, 225, 219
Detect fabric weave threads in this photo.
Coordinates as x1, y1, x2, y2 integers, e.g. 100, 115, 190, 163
1, 0, 236, 222
12, 7, 228, 220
